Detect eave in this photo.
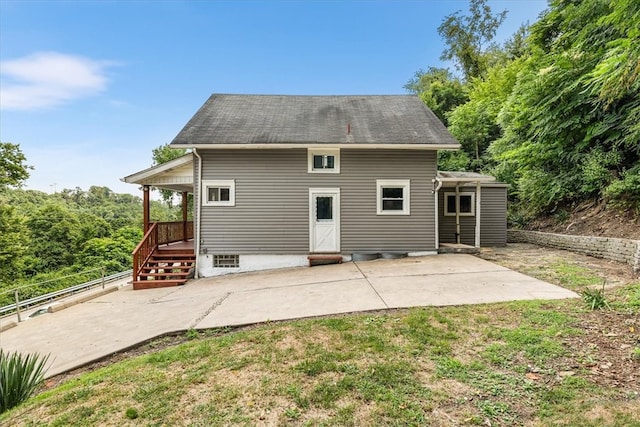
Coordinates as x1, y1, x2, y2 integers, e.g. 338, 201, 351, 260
169, 143, 461, 151
121, 153, 194, 193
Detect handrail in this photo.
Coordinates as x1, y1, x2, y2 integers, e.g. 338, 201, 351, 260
132, 222, 159, 282
131, 221, 194, 282
0, 266, 106, 296
0, 270, 132, 317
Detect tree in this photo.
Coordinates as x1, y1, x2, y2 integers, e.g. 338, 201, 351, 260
437, 0, 507, 80
404, 67, 468, 126
0, 204, 28, 283
490, 0, 640, 214
26, 203, 80, 272
151, 143, 188, 205
0, 142, 32, 189
447, 58, 523, 171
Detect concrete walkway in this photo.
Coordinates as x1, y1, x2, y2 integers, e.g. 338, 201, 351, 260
0, 254, 577, 378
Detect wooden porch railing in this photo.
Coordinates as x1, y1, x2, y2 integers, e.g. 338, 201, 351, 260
132, 221, 194, 282
154, 221, 194, 245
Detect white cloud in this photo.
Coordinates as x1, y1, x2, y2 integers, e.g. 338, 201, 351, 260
0, 52, 114, 111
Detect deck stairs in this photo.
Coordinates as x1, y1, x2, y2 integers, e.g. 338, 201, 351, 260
133, 247, 195, 290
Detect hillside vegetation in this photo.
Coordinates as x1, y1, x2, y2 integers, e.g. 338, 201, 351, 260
408, 0, 639, 222
0, 185, 182, 306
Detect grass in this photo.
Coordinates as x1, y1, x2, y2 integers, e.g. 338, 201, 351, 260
1, 260, 639, 426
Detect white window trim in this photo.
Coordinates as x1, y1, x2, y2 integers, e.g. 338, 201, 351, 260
308, 148, 340, 174
376, 179, 410, 215
444, 191, 475, 216
202, 179, 235, 206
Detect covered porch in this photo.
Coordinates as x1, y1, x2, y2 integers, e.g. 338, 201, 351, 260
435, 171, 506, 253
122, 154, 196, 289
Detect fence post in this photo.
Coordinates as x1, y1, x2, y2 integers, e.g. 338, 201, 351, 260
101, 267, 105, 289
14, 289, 22, 323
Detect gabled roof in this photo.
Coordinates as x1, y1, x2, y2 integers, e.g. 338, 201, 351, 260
121, 154, 193, 192
170, 94, 460, 149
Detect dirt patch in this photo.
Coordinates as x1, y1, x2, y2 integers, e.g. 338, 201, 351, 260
524, 201, 640, 240
479, 243, 636, 286
561, 310, 639, 394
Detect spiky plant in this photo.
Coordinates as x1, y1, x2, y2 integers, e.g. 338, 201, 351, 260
581, 281, 611, 311
0, 350, 50, 413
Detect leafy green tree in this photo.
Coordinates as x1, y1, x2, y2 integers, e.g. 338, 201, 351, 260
405, 67, 468, 126
437, 150, 472, 172
0, 142, 32, 189
26, 203, 80, 272
437, 0, 507, 80
0, 204, 28, 283
152, 143, 188, 206
447, 58, 523, 171
491, 0, 640, 214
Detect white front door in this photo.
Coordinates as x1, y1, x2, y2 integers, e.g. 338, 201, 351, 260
309, 188, 340, 253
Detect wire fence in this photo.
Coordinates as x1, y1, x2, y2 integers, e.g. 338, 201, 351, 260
0, 269, 132, 321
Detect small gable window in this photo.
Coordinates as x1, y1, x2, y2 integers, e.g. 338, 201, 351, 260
308, 149, 340, 173
376, 179, 410, 215
444, 192, 475, 216
202, 180, 235, 206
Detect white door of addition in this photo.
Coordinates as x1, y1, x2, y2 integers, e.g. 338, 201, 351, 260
309, 188, 340, 253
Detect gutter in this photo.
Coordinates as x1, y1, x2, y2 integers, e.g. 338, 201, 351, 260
170, 143, 461, 151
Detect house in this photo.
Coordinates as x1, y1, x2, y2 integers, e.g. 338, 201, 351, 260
123, 94, 507, 288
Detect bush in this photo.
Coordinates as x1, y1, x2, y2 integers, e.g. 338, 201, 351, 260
0, 350, 50, 413
604, 164, 640, 214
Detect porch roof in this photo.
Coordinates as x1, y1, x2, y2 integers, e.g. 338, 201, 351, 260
121, 153, 194, 192
437, 171, 496, 186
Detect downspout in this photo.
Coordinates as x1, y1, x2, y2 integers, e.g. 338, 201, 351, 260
475, 181, 481, 248
432, 176, 443, 250
193, 148, 203, 279
455, 183, 461, 244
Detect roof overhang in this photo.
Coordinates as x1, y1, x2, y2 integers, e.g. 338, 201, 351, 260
437, 171, 496, 187
121, 154, 194, 193
169, 143, 460, 150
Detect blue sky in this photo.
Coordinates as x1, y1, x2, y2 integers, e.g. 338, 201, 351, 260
1, 0, 547, 196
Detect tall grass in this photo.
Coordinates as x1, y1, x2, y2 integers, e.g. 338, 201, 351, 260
0, 350, 50, 413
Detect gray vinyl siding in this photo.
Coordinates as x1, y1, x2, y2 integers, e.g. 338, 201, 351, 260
479, 186, 507, 246
198, 149, 437, 254
438, 185, 507, 246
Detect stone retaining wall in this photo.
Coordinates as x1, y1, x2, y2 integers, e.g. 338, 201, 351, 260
507, 229, 640, 276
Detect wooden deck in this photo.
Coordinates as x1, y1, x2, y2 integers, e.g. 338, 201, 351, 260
159, 239, 194, 252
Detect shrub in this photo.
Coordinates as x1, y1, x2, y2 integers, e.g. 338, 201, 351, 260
0, 350, 50, 413
604, 164, 640, 214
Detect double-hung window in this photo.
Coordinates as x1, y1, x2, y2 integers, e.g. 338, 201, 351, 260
376, 179, 410, 215
444, 191, 475, 216
308, 148, 340, 173
202, 180, 235, 206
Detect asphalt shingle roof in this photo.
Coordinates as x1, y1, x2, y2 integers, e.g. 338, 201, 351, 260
170, 94, 460, 147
